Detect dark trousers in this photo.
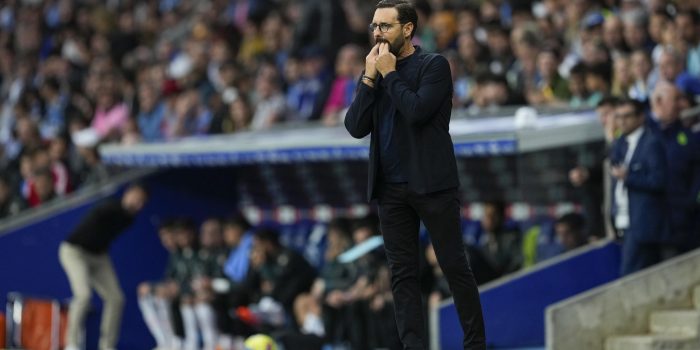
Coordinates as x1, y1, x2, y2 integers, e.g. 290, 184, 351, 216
621, 233, 677, 276
377, 184, 486, 350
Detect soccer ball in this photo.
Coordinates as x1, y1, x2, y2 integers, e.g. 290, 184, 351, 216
243, 334, 278, 350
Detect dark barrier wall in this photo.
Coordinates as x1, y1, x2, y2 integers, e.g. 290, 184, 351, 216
438, 241, 621, 349
0, 168, 240, 349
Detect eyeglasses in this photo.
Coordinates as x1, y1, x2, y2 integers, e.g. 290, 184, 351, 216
368, 22, 403, 33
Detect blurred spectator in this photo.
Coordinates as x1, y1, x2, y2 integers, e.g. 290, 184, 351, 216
469, 72, 525, 113
584, 62, 612, 107
612, 54, 633, 97
321, 44, 364, 127
603, 15, 628, 56
554, 213, 587, 252
508, 25, 541, 98
431, 10, 458, 52
476, 201, 522, 277
138, 219, 181, 349
290, 218, 355, 346
485, 25, 514, 76
169, 218, 201, 350
649, 9, 672, 62
527, 47, 570, 106
568, 63, 594, 108
622, 9, 652, 52
215, 215, 256, 339
610, 98, 668, 275
163, 89, 213, 139
285, 47, 331, 123
0, 175, 24, 218
251, 63, 285, 130
455, 30, 488, 91
190, 217, 228, 350
675, 11, 700, 77
573, 96, 621, 240
292, 0, 351, 63
658, 47, 700, 97
628, 49, 657, 101
136, 84, 166, 142
91, 86, 130, 141
38, 77, 67, 139
209, 94, 253, 134
60, 184, 148, 350
250, 227, 316, 318
650, 81, 700, 254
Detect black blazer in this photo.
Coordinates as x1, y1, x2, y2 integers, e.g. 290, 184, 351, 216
344, 47, 459, 201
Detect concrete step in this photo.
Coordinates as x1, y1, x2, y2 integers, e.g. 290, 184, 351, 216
605, 334, 700, 350
650, 310, 700, 336
693, 285, 700, 309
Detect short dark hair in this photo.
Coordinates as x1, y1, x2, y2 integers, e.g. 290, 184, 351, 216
555, 213, 585, 234
223, 214, 252, 232
484, 200, 506, 219
254, 227, 281, 247
616, 97, 646, 117
158, 218, 177, 231
597, 95, 619, 108
376, 0, 418, 38
569, 62, 587, 77
328, 217, 352, 239
586, 62, 612, 86
171, 217, 196, 233
677, 10, 700, 25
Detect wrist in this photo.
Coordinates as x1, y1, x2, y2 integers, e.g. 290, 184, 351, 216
380, 69, 395, 77
361, 75, 376, 88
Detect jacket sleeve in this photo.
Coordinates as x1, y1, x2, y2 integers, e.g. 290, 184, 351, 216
344, 79, 376, 139
381, 55, 452, 126
625, 137, 667, 193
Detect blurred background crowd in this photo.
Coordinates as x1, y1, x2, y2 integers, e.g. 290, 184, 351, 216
2, 0, 700, 215
1, 0, 700, 349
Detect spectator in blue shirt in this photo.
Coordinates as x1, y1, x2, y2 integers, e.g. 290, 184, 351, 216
136, 84, 166, 142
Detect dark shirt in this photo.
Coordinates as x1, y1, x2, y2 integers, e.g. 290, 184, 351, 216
377, 56, 414, 183
65, 200, 135, 254
657, 120, 700, 241
259, 248, 316, 311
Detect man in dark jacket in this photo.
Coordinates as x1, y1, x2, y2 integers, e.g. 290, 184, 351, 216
59, 184, 148, 350
610, 99, 669, 275
650, 81, 700, 253
343, 1, 485, 349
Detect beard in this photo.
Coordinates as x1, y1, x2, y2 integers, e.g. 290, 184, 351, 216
376, 35, 405, 56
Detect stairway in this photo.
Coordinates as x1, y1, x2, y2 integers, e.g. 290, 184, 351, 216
605, 286, 700, 350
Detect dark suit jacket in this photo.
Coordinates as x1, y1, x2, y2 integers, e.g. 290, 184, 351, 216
610, 128, 669, 243
344, 47, 459, 201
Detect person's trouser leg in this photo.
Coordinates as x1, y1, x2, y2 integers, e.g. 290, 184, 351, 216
621, 238, 662, 276
378, 184, 423, 350
180, 303, 199, 350
195, 302, 218, 350
59, 243, 93, 348
413, 189, 486, 350
91, 253, 125, 349
139, 295, 169, 348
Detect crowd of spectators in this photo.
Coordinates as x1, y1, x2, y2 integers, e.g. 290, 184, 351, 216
135, 206, 598, 349
2, 0, 700, 216
137, 214, 403, 350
